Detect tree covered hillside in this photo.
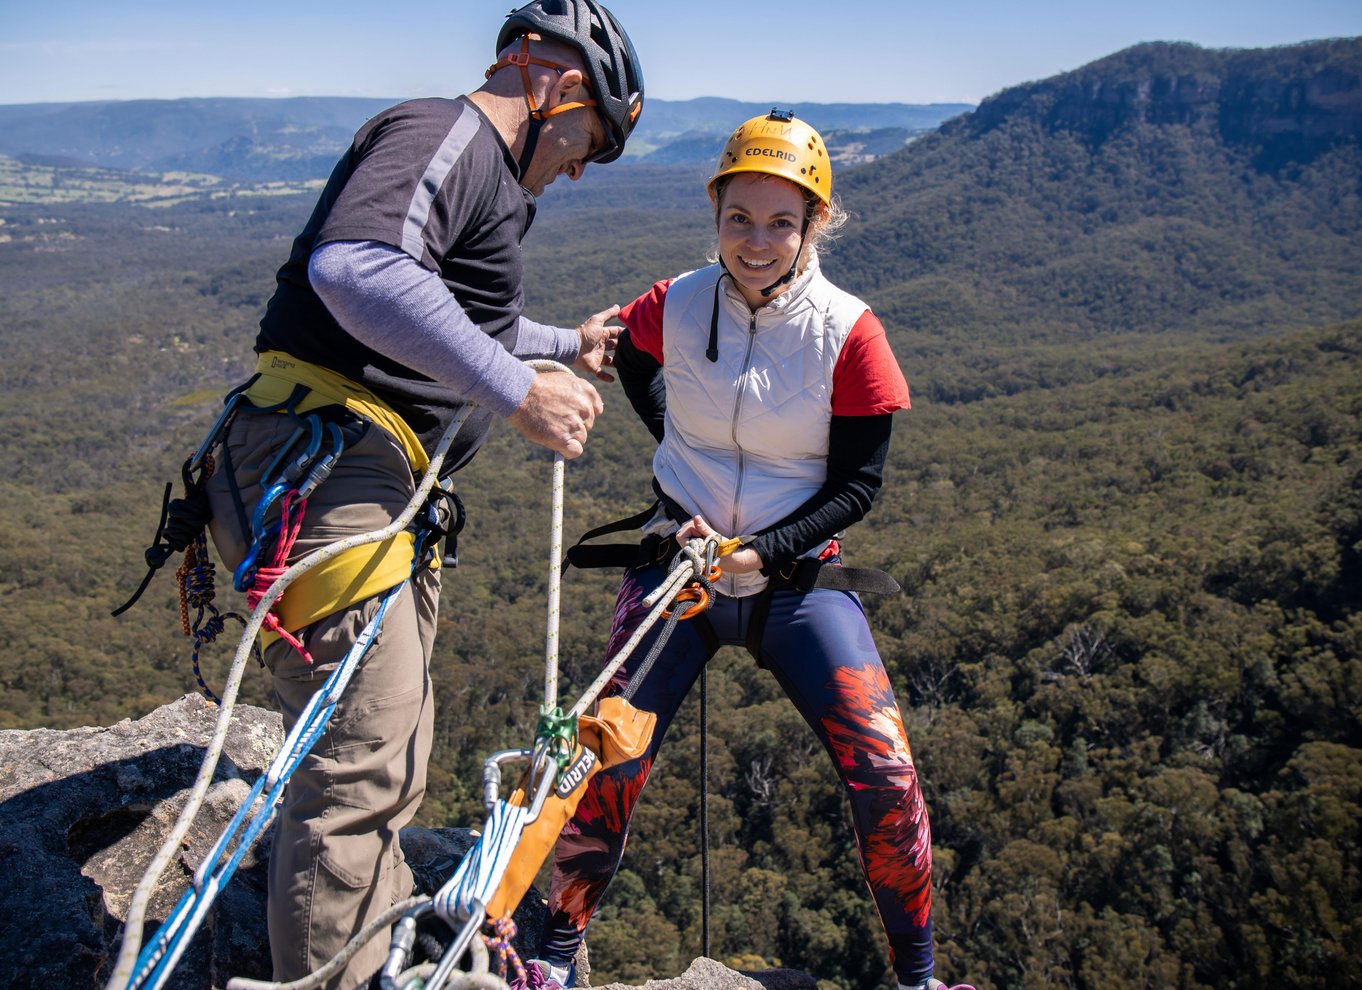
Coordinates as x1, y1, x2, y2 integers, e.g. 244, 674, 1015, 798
829, 39, 1362, 365
0, 38, 1358, 990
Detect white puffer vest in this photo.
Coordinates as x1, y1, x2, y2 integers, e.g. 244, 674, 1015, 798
652, 253, 870, 597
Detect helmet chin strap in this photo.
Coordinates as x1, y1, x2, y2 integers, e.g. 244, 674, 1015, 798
487, 36, 598, 179
758, 259, 799, 298
518, 116, 545, 178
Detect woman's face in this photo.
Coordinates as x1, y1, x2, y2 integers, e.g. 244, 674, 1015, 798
716, 172, 808, 309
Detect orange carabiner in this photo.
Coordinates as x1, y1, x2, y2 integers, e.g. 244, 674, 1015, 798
663, 584, 711, 621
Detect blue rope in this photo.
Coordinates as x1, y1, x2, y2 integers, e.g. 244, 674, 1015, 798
128, 579, 403, 990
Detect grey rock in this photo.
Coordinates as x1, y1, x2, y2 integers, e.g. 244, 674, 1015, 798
0, 693, 282, 990
593, 957, 818, 989
0, 695, 814, 990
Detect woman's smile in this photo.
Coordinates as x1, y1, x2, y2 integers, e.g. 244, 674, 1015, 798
717, 172, 807, 308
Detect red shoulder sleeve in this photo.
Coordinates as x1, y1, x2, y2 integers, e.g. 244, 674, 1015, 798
831, 310, 911, 415
618, 279, 672, 364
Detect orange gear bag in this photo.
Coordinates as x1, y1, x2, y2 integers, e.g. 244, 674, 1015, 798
484, 696, 657, 919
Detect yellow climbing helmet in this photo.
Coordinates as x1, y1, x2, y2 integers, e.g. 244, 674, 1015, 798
707, 108, 831, 206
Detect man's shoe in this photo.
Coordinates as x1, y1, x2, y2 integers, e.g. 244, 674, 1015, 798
924, 979, 977, 990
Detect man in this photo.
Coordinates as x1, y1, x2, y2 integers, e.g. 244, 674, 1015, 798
201, 3, 644, 986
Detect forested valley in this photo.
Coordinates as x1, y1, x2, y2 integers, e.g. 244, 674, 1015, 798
0, 39, 1359, 990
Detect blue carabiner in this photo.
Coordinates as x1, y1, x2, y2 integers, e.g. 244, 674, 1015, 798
233, 513, 282, 593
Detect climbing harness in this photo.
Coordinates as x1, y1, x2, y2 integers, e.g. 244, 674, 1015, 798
557, 508, 903, 962
106, 361, 473, 990
562, 502, 899, 662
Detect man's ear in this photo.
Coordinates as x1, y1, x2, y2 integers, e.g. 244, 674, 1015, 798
548, 67, 589, 108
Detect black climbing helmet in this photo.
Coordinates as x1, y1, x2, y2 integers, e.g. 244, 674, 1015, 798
497, 0, 644, 164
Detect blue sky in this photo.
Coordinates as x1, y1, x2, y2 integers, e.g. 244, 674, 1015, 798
2, 0, 1358, 107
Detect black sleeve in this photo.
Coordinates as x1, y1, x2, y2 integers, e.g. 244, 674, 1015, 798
615, 328, 666, 443
748, 413, 893, 574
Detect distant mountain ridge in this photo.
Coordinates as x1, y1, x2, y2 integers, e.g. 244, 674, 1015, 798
0, 95, 972, 181
825, 36, 1362, 360
966, 38, 1362, 171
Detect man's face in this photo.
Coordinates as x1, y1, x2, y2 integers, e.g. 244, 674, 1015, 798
521, 105, 606, 196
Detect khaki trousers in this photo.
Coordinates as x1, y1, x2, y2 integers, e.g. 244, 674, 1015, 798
206, 410, 439, 990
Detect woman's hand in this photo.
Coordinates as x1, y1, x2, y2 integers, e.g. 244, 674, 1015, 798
574, 305, 622, 382
675, 514, 764, 575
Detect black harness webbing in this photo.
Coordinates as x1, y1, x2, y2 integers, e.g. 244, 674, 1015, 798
561, 502, 670, 573
743, 556, 902, 663
562, 508, 900, 662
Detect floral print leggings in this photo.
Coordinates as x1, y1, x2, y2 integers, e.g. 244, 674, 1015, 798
536, 563, 936, 985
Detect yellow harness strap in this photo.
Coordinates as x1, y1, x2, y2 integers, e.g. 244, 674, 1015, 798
245, 352, 436, 645
249, 351, 429, 473
484, 697, 657, 919
267, 532, 420, 639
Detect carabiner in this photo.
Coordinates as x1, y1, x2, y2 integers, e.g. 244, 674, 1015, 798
278, 414, 325, 488
295, 421, 344, 500
187, 388, 249, 476
662, 584, 711, 620
481, 748, 534, 811
232, 516, 281, 593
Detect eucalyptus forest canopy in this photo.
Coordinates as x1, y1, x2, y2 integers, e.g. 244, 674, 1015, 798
0, 38, 1359, 990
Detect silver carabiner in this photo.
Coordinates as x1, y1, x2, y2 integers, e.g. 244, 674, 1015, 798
187, 391, 247, 475
481, 749, 533, 811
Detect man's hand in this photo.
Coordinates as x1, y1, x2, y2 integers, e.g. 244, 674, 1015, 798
507, 370, 605, 459
574, 305, 622, 382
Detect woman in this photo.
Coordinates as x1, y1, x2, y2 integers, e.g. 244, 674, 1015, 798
522, 111, 969, 990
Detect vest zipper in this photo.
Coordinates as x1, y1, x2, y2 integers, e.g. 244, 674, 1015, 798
729, 311, 759, 536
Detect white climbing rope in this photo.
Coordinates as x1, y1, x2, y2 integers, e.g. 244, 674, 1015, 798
544, 448, 565, 706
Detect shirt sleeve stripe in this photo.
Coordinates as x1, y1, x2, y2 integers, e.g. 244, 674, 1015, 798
401, 106, 480, 262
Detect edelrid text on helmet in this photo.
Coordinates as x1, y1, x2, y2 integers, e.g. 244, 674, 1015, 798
708, 109, 831, 206
498, 0, 644, 164
746, 147, 798, 162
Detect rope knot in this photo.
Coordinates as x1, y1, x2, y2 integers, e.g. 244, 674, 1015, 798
194, 609, 229, 644
484, 916, 525, 985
